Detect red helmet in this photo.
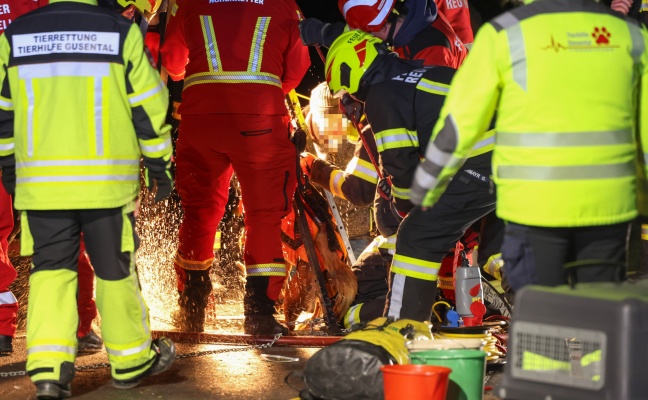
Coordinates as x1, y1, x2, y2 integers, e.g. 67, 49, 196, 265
338, 0, 398, 32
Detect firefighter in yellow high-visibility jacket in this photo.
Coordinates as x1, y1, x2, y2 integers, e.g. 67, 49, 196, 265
411, 0, 648, 291
0, 0, 176, 397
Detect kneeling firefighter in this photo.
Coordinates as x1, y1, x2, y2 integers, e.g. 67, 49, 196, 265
324, 30, 496, 322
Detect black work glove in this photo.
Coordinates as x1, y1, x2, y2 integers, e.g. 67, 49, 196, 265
299, 18, 325, 46
299, 19, 345, 48
1, 165, 15, 196
377, 177, 392, 201
291, 128, 307, 153
339, 93, 364, 125
145, 169, 174, 202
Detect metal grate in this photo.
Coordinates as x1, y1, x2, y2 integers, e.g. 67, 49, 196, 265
511, 321, 606, 390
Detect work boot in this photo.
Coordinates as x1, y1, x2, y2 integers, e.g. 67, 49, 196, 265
244, 315, 289, 336
173, 270, 212, 332
35, 382, 71, 399
112, 337, 176, 390
0, 334, 12, 355
243, 276, 288, 335
77, 330, 103, 352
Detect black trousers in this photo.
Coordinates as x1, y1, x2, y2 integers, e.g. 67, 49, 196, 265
502, 221, 629, 291
25, 208, 138, 280
387, 154, 497, 321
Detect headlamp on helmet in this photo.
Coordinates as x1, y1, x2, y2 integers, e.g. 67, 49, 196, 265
325, 30, 385, 97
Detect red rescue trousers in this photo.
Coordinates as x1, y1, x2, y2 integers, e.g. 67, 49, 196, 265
175, 114, 296, 303
0, 182, 17, 337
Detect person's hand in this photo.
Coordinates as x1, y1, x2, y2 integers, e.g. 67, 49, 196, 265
611, 0, 632, 14
339, 93, 364, 125
300, 152, 316, 177
1, 165, 15, 196
299, 18, 326, 46
145, 169, 174, 202
291, 128, 307, 153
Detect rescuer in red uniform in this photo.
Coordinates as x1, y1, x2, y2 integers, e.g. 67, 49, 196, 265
161, 0, 310, 335
434, 0, 473, 48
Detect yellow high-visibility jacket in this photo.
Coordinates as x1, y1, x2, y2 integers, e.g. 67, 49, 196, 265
420, 0, 648, 227
0, 0, 171, 210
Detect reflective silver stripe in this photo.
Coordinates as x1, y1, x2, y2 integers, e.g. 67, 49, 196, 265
472, 135, 495, 150
629, 23, 645, 65
497, 130, 633, 147
28, 345, 75, 355
17, 159, 139, 168
26, 79, 34, 157
106, 338, 151, 357
346, 304, 360, 327
17, 174, 139, 183
392, 258, 440, 276
129, 81, 165, 105
184, 73, 281, 86
387, 273, 405, 319
0, 98, 12, 108
19, 62, 109, 157
202, 16, 220, 71
507, 21, 526, 91
425, 142, 451, 166
413, 163, 439, 189
498, 162, 635, 180
354, 163, 378, 179
417, 80, 449, 94
246, 267, 285, 275
376, 132, 418, 148
18, 62, 110, 79
493, 12, 520, 30
94, 75, 103, 156
249, 17, 270, 72
140, 138, 172, 153
644, 152, 648, 164
391, 185, 410, 199
332, 170, 344, 188
0, 143, 14, 151
0, 291, 17, 305
434, 114, 459, 153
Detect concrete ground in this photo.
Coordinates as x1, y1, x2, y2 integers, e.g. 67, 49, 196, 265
0, 333, 504, 400
2, 203, 505, 400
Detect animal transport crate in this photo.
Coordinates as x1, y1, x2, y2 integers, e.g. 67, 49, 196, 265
497, 280, 648, 400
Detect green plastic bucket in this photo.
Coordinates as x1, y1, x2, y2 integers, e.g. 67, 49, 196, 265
410, 349, 487, 400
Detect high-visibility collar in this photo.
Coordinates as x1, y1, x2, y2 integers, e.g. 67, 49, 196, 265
50, 0, 99, 6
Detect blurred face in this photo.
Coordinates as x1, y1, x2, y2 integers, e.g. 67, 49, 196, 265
311, 112, 352, 154
374, 17, 404, 42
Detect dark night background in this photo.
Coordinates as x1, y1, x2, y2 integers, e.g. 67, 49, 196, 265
293, 0, 518, 98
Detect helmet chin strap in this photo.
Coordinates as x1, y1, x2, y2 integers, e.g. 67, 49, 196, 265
385, 20, 398, 46
139, 15, 150, 38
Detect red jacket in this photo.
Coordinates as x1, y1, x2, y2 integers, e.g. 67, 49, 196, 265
0, 0, 47, 33
161, 0, 310, 116
394, 12, 466, 69
435, 0, 473, 45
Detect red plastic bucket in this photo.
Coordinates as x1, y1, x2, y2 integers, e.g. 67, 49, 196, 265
381, 364, 452, 400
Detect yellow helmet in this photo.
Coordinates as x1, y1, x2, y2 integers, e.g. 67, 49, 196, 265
325, 30, 384, 97
117, 0, 162, 14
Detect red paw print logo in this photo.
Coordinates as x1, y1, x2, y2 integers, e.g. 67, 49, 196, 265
592, 27, 611, 45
